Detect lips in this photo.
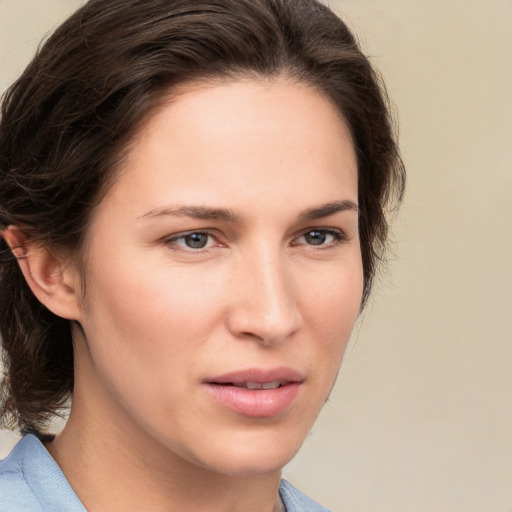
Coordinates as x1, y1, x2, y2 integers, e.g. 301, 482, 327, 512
204, 368, 304, 417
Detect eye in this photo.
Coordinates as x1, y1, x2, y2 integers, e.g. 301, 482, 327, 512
294, 229, 346, 247
182, 232, 210, 249
165, 230, 217, 250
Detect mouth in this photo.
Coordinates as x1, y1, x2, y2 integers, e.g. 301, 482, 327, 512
217, 380, 291, 390
206, 367, 304, 386
204, 368, 304, 417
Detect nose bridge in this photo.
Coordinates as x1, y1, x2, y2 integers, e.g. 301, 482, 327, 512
229, 241, 302, 343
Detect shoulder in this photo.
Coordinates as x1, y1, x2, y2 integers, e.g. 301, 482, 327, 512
279, 479, 333, 512
0, 434, 86, 512
1, 435, 44, 511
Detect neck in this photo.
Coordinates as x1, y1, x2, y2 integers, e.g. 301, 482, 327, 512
47, 407, 283, 512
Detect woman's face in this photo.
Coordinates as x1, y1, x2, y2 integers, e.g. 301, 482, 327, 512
72, 79, 363, 476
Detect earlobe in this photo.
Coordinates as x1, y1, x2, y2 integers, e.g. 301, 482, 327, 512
2, 226, 82, 321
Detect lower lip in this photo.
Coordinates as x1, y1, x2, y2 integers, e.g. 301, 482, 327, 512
204, 383, 301, 417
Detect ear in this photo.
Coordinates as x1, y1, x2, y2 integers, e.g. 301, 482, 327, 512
3, 226, 82, 321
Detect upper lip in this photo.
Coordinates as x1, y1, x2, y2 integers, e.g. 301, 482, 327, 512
205, 367, 305, 386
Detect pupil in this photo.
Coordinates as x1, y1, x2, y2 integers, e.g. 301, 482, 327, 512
305, 231, 326, 245
186, 233, 208, 248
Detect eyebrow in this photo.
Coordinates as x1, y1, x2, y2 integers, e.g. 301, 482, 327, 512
298, 200, 359, 222
139, 206, 240, 223
139, 200, 358, 223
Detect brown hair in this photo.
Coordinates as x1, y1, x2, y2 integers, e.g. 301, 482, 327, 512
0, 0, 405, 433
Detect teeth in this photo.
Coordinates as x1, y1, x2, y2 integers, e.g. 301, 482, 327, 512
243, 381, 281, 390
262, 381, 282, 390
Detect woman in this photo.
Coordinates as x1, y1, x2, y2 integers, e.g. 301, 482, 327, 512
0, 0, 405, 510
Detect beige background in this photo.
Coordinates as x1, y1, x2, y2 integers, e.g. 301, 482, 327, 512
1, 1, 511, 511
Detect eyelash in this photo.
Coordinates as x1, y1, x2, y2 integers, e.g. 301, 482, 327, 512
292, 229, 347, 248
164, 228, 348, 253
164, 230, 218, 252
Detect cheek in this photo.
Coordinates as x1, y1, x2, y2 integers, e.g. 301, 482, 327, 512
305, 257, 363, 328
301, 257, 363, 369
77, 261, 182, 362
76, 257, 227, 435
79, 254, 223, 388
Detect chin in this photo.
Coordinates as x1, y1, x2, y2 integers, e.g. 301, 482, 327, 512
189, 428, 306, 478
207, 452, 295, 478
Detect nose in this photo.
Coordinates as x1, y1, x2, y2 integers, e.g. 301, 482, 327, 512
226, 249, 303, 346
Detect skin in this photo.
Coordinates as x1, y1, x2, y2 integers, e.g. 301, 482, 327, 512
8, 79, 363, 511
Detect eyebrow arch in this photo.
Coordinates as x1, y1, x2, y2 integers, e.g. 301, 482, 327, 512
139, 206, 240, 223
298, 200, 359, 222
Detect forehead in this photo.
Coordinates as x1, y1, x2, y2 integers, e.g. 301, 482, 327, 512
92, 78, 358, 224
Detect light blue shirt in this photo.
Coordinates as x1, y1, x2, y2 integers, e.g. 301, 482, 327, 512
1, 434, 332, 511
